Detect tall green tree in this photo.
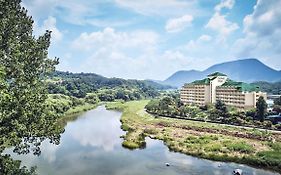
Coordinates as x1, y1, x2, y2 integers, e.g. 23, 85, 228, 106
212, 100, 229, 122
159, 96, 175, 115
0, 0, 63, 173
215, 100, 228, 113
274, 96, 281, 106
256, 96, 267, 122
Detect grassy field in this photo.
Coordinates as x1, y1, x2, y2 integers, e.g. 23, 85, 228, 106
106, 100, 281, 173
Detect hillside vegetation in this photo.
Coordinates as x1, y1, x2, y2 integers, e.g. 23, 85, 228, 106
252, 81, 281, 95
46, 71, 172, 99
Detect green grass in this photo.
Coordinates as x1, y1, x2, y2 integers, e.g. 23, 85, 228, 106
204, 143, 222, 152
122, 141, 140, 149
225, 141, 254, 153
255, 142, 281, 168
106, 100, 281, 173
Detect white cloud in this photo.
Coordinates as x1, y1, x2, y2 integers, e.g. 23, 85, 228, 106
182, 34, 232, 65
71, 28, 192, 79
165, 15, 193, 33
205, 0, 238, 41
22, 0, 58, 20
206, 12, 239, 39
57, 1, 92, 25
215, 0, 235, 12
243, 0, 281, 36
72, 27, 158, 53
34, 16, 63, 43
115, 0, 201, 17
22, 0, 130, 27
21, 0, 281, 79
198, 34, 212, 42
232, 0, 281, 70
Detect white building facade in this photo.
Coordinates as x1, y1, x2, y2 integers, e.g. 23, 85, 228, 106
180, 72, 267, 109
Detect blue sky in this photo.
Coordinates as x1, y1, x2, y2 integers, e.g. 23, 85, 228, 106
22, 0, 281, 80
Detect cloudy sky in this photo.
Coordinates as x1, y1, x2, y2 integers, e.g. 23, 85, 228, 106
22, 0, 281, 80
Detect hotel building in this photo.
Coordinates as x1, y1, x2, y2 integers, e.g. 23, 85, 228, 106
180, 72, 267, 109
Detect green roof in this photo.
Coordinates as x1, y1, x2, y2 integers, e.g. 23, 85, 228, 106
207, 72, 227, 77
221, 79, 260, 92
187, 78, 210, 85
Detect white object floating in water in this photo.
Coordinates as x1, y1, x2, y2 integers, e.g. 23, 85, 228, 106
165, 163, 170, 166
233, 169, 243, 175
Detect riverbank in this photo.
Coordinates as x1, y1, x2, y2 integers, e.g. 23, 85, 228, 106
58, 103, 100, 125
106, 100, 281, 173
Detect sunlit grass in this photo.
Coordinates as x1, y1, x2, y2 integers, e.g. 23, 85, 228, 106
106, 100, 281, 173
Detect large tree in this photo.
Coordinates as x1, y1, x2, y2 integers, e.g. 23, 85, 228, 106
0, 0, 63, 173
256, 96, 267, 122
212, 100, 229, 122
274, 96, 281, 106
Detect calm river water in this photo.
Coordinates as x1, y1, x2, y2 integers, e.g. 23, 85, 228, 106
7, 106, 280, 175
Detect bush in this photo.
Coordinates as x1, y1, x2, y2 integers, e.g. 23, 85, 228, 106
246, 108, 256, 118
263, 121, 272, 128
144, 128, 158, 135
122, 141, 139, 149
85, 93, 99, 104
245, 116, 253, 122
275, 124, 281, 130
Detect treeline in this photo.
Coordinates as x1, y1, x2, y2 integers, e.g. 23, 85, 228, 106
145, 96, 281, 130
46, 93, 99, 116
46, 71, 173, 99
251, 81, 281, 94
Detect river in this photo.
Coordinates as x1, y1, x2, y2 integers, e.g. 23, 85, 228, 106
6, 106, 279, 175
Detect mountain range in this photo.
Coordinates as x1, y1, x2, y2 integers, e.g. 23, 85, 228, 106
162, 58, 281, 87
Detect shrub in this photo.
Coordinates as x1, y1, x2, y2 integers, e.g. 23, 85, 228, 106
144, 128, 158, 135
263, 121, 272, 128
275, 123, 281, 130
85, 93, 99, 104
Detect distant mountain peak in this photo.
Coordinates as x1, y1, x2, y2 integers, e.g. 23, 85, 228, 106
161, 58, 281, 87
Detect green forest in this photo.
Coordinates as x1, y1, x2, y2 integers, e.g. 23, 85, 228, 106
252, 81, 281, 95
44, 71, 173, 118
47, 71, 172, 99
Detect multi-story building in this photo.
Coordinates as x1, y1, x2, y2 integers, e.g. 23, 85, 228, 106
180, 72, 267, 109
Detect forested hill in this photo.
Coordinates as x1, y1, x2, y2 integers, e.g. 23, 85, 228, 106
46, 71, 174, 99
251, 81, 281, 95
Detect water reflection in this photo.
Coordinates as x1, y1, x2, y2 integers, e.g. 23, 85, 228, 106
6, 106, 280, 175
67, 107, 124, 151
